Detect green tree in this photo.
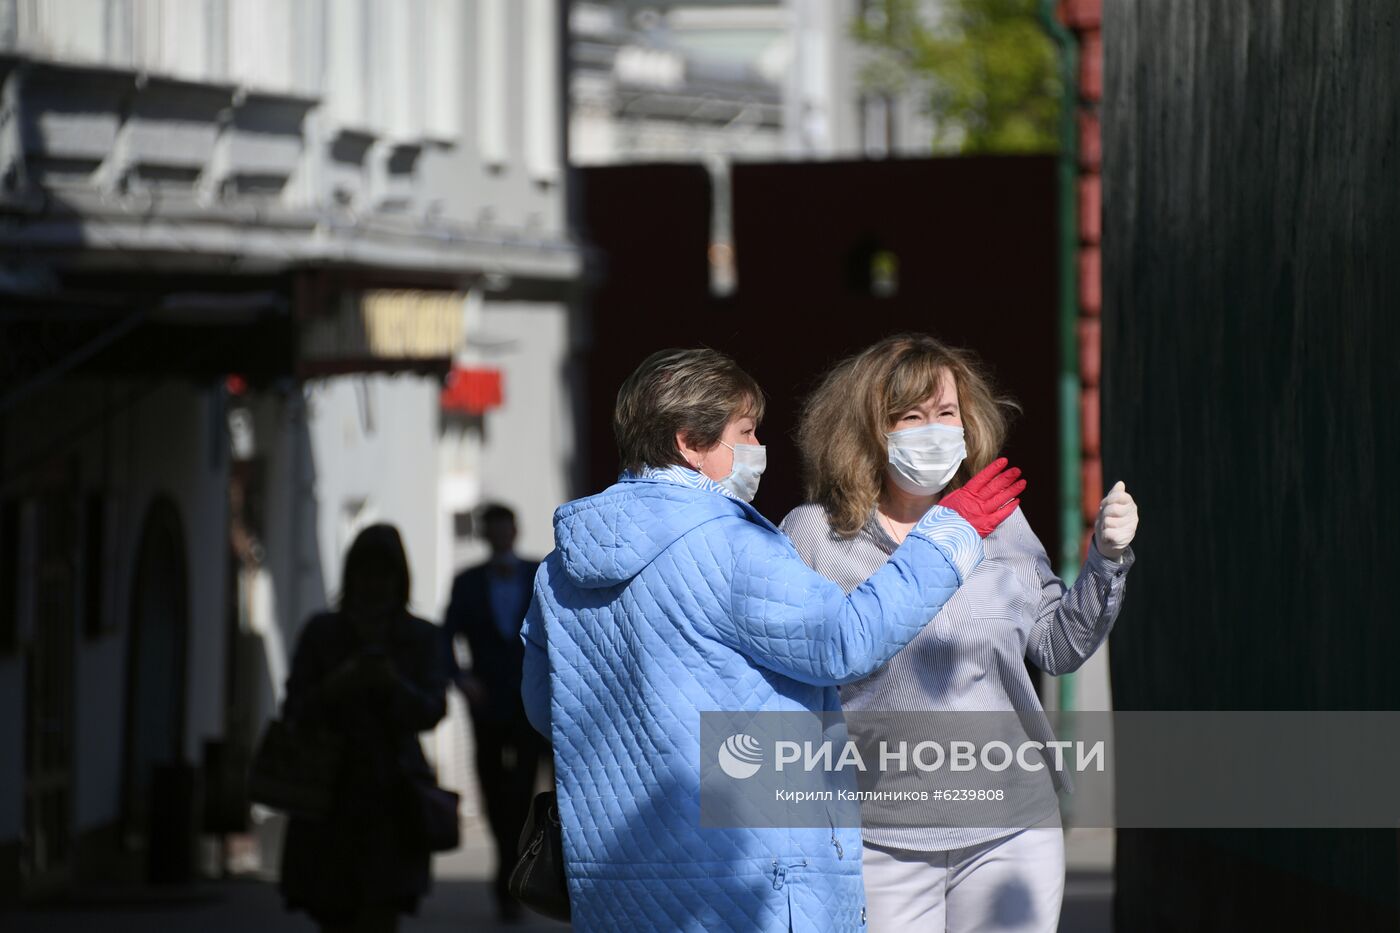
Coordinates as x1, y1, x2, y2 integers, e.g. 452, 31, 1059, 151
854, 0, 1062, 154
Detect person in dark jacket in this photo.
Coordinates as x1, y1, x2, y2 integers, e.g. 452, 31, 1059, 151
443, 503, 546, 923
279, 523, 449, 933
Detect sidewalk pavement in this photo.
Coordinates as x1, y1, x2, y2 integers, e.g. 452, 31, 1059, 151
3, 831, 566, 933
3, 827, 1111, 931
1062, 827, 1114, 933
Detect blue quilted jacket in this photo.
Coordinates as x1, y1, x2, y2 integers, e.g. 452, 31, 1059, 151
521, 468, 982, 931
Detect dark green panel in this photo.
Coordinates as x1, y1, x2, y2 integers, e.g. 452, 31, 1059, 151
1102, 0, 1400, 929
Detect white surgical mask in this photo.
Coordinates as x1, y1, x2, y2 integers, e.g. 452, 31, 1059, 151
717, 441, 766, 503
886, 423, 966, 496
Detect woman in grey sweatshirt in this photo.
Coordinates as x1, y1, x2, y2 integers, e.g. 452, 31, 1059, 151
780, 334, 1139, 933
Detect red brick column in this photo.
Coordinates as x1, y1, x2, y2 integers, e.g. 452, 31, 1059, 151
1060, 0, 1103, 558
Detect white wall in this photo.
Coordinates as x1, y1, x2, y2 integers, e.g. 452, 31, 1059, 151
426, 298, 576, 818
82, 381, 227, 832
0, 378, 228, 837
252, 373, 444, 700
474, 300, 576, 562
428, 298, 576, 616
1, 0, 573, 271
302, 374, 442, 618
568, 0, 940, 163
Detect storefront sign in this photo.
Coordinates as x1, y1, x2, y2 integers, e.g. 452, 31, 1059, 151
301, 289, 466, 365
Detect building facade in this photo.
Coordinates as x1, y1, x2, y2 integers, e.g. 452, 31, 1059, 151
569, 0, 940, 166
0, 0, 579, 896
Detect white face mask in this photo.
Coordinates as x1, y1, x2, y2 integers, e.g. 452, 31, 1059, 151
717, 441, 767, 503
886, 423, 966, 496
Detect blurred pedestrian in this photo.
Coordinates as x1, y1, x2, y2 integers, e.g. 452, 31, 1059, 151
279, 524, 449, 933
781, 334, 1139, 933
521, 347, 1025, 930
443, 503, 545, 923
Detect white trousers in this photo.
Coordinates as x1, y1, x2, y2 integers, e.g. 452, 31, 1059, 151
861, 829, 1065, 933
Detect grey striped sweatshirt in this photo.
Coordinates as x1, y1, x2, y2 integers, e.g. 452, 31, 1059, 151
779, 503, 1134, 852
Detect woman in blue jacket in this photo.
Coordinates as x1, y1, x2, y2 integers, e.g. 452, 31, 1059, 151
521, 348, 1025, 931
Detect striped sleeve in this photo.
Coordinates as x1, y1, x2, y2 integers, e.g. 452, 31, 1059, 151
1024, 523, 1135, 675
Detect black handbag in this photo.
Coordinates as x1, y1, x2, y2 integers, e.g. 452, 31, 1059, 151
508, 791, 570, 921
247, 718, 345, 820
403, 774, 461, 852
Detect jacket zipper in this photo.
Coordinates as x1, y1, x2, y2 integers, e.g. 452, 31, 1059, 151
770, 858, 810, 891
828, 812, 844, 859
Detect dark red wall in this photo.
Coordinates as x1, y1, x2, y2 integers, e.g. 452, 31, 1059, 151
578, 156, 1060, 541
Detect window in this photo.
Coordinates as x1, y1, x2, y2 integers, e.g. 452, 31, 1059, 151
227, 0, 294, 93
424, 0, 463, 139
847, 238, 900, 297
523, 0, 560, 182
326, 0, 371, 128
133, 0, 212, 82
477, 0, 509, 167
370, 0, 422, 140
29, 0, 108, 65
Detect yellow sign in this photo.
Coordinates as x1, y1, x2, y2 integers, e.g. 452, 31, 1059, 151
302, 289, 466, 361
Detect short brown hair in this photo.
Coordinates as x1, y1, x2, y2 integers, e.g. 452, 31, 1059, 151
797, 334, 1018, 537
614, 348, 765, 474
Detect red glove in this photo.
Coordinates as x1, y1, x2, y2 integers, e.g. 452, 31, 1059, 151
938, 457, 1025, 537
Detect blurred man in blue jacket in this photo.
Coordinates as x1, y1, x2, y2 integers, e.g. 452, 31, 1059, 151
444, 503, 543, 923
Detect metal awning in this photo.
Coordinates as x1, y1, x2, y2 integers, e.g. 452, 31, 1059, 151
0, 285, 293, 414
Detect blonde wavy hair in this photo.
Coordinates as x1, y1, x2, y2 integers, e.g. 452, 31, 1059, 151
797, 334, 1019, 537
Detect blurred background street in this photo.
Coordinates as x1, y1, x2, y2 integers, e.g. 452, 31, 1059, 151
3, 826, 571, 932
1, 0, 1396, 929
0, 827, 1113, 931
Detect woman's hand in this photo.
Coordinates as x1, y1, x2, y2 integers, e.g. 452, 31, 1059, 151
456, 672, 489, 707
938, 457, 1026, 537
321, 652, 398, 704
357, 653, 399, 689
1094, 481, 1138, 560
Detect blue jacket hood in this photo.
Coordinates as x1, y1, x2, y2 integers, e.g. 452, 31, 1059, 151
552, 478, 771, 589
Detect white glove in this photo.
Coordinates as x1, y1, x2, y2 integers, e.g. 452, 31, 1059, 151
1094, 480, 1138, 561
